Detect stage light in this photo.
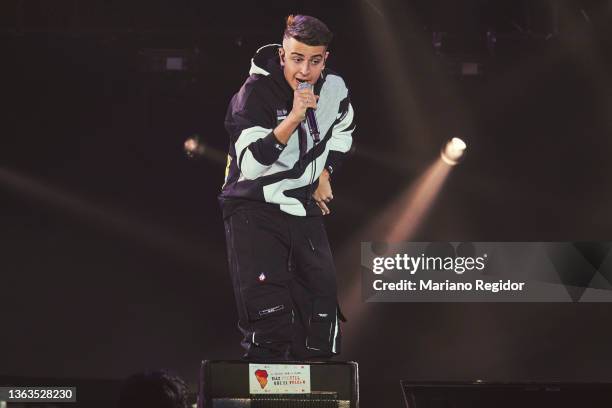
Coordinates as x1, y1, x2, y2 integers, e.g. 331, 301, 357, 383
441, 137, 467, 166
461, 62, 482, 76
0, 168, 217, 269
183, 134, 226, 164
486, 30, 497, 56
184, 135, 206, 158
139, 48, 197, 73
432, 31, 444, 55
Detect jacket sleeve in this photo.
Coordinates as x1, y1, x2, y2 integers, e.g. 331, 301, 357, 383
224, 81, 286, 180
324, 94, 355, 175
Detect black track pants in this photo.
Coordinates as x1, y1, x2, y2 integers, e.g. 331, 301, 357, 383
223, 206, 343, 360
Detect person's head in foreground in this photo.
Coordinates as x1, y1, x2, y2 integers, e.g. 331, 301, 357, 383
118, 370, 189, 408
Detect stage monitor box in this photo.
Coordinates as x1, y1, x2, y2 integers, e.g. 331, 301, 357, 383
198, 360, 358, 408
401, 381, 612, 408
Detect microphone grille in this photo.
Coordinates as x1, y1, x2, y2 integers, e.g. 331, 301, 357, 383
297, 81, 312, 90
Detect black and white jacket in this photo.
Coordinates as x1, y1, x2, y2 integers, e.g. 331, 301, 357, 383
219, 44, 355, 217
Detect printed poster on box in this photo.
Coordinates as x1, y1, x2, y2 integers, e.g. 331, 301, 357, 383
248, 363, 311, 394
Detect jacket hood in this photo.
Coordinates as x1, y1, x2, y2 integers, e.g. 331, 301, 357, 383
249, 43, 282, 77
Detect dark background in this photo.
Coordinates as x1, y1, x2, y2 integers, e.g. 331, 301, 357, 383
2, 0, 612, 406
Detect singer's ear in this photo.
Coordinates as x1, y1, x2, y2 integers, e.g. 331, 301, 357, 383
323, 51, 330, 67
278, 48, 285, 67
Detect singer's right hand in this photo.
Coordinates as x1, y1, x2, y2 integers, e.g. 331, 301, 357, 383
273, 87, 318, 145
289, 88, 318, 122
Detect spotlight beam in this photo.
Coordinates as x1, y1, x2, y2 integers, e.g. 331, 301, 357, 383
0, 167, 220, 269
336, 153, 462, 355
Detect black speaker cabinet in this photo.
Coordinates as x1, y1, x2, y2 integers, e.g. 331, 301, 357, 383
198, 360, 359, 408
401, 381, 612, 408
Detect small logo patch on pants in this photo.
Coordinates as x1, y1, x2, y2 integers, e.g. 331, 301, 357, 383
259, 305, 284, 316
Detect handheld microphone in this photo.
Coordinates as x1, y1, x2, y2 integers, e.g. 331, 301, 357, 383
297, 81, 320, 143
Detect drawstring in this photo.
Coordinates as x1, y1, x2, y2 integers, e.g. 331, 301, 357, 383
307, 237, 315, 252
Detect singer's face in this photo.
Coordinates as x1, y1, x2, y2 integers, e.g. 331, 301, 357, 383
279, 37, 328, 90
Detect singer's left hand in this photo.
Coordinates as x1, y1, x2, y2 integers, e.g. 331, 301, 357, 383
312, 169, 333, 215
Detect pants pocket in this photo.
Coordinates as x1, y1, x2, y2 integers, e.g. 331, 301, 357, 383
244, 285, 293, 344
306, 298, 340, 354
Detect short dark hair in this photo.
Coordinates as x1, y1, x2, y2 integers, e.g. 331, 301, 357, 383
118, 370, 189, 408
283, 15, 333, 47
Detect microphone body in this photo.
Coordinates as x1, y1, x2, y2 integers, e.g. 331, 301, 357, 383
297, 81, 320, 142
